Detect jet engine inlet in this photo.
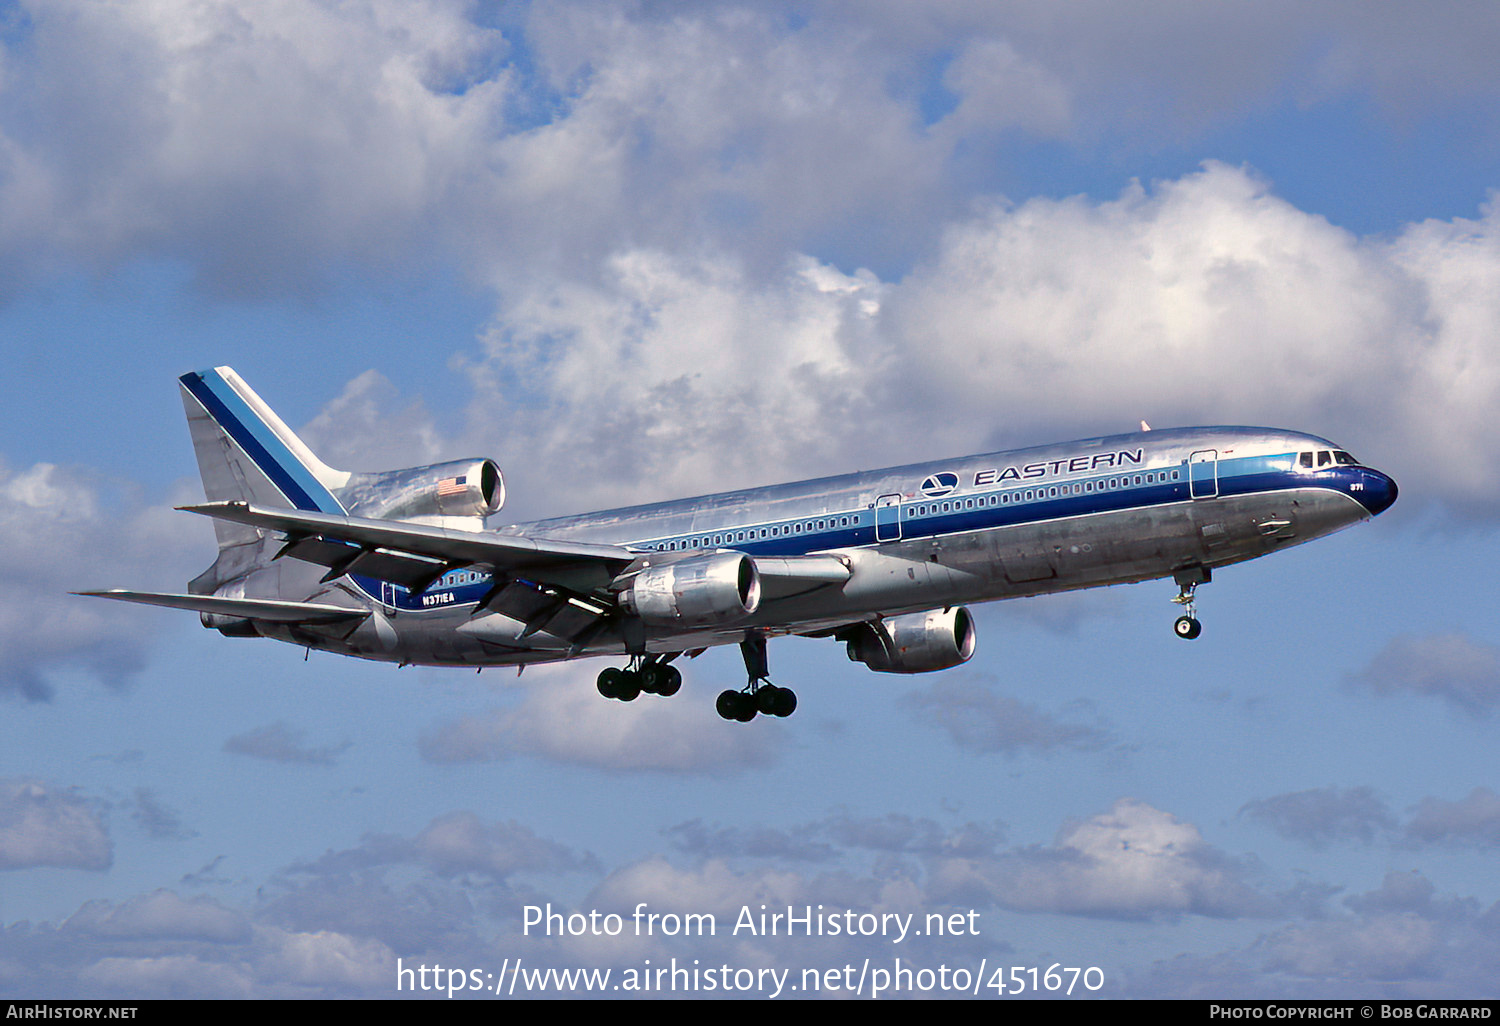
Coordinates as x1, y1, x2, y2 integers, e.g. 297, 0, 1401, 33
847, 607, 977, 673
621, 553, 761, 627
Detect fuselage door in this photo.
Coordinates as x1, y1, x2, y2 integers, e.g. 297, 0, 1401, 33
876, 494, 902, 542
1189, 449, 1219, 499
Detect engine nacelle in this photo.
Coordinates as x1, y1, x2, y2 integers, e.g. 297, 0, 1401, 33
343, 458, 505, 521
620, 553, 761, 627
846, 607, 977, 674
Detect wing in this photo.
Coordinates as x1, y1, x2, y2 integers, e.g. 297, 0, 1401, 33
179, 501, 638, 594
179, 501, 855, 646
76, 590, 369, 624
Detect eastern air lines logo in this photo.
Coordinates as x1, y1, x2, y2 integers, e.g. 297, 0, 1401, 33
919, 472, 959, 498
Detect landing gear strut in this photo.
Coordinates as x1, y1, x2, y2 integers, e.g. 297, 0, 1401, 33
1171, 567, 1209, 640
596, 655, 682, 701
717, 634, 797, 721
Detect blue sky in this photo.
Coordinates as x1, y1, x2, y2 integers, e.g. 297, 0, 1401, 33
3, 0, 1500, 999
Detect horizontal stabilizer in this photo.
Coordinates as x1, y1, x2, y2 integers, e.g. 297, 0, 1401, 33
75, 590, 369, 624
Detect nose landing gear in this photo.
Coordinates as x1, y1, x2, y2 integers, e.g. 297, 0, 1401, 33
1171, 567, 1210, 640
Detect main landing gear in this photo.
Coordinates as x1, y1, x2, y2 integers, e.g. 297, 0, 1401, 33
596, 655, 682, 702
1171, 567, 1210, 640
716, 635, 797, 722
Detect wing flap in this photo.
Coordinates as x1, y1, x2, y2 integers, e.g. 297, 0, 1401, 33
76, 590, 369, 624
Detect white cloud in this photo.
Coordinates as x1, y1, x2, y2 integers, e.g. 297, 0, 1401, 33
0, 778, 111, 871
905, 677, 1112, 755
420, 663, 782, 773
0, 460, 204, 699
256, 926, 396, 991
1405, 788, 1500, 848
1347, 633, 1500, 716
444, 164, 1500, 526
930, 798, 1273, 920
64, 890, 249, 943
1240, 786, 1398, 847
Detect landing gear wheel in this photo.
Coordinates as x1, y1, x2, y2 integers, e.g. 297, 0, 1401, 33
616, 669, 642, 701
756, 686, 782, 715
1174, 615, 1202, 640
716, 690, 741, 721
770, 687, 797, 718
657, 665, 682, 697
733, 693, 757, 722
597, 667, 623, 699
639, 664, 663, 695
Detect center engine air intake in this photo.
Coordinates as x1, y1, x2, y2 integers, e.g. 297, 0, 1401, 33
846, 607, 977, 674
343, 458, 505, 521
621, 553, 761, 627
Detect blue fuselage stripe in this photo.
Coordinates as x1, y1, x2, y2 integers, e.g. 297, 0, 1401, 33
620, 454, 1357, 559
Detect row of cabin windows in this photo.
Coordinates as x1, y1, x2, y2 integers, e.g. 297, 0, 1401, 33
653, 515, 858, 552
911, 469, 1180, 517
646, 468, 1185, 552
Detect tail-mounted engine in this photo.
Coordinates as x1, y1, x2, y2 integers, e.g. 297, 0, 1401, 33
620, 553, 761, 627
845, 607, 976, 674
340, 459, 504, 521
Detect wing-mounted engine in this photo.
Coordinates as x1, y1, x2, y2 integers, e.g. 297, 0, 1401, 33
845, 607, 976, 673
338, 459, 504, 523
619, 553, 761, 627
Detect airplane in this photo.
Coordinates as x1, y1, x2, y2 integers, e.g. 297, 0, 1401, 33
81, 367, 1398, 722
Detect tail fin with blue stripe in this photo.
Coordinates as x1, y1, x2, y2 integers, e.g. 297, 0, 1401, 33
178, 368, 350, 576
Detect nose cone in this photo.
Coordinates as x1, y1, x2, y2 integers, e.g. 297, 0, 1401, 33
1355, 468, 1398, 516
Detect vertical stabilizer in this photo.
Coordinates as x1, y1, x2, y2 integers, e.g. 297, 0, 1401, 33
179, 369, 351, 587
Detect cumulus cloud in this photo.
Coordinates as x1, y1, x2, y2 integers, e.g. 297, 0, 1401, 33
1240, 786, 1398, 847
1346, 633, 1500, 716
419, 664, 782, 773
1256, 872, 1491, 986
1244, 784, 1500, 852
0, 778, 111, 871
666, 812, 1005, 863
64, 890, 250, 944
903, 677, 1112, 755
1405, 788, 1500, 848
405, 163, 1500, 528
0, 0, 513, 297
929, 798, 1274, 920
0, 460, 201, 699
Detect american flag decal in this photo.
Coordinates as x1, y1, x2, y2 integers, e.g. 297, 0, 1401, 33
437, 475, 467, 496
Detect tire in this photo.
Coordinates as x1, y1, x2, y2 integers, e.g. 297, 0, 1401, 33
616, 669, 642, 701
1174, 616, 1202, 640
771, 687, 797, 718
597, 667, 623, 699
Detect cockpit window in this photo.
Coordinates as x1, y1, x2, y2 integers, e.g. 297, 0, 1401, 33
1299, 449, 1359, 470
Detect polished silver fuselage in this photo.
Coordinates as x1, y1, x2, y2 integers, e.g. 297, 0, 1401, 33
256, 426, 1394, 666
